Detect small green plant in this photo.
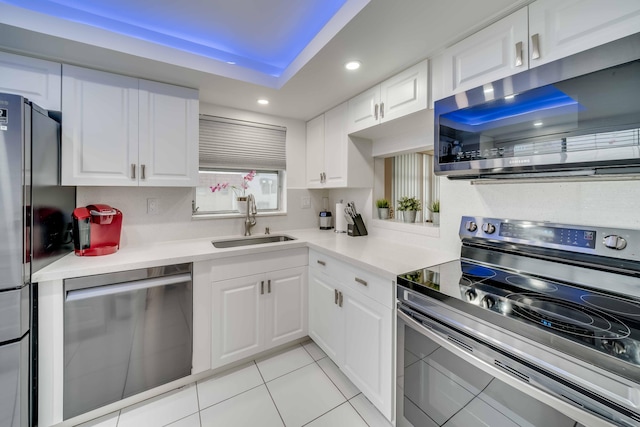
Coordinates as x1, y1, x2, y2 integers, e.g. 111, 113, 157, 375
428, 199, 440, 213
397, 196, 421, 211
376, 198, 390, 208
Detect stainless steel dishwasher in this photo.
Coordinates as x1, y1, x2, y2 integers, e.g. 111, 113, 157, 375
63, 263, 193, 420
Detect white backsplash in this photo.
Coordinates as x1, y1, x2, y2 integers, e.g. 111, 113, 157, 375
76, 187, 326, 247
77, 178, 640, 253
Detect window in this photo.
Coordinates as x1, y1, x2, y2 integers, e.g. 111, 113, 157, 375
194, 115, 286, 216
194, 169, 282, 214
382, 151, 439, 223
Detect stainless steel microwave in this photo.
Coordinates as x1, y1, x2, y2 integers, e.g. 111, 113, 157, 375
434, 32, 640, 180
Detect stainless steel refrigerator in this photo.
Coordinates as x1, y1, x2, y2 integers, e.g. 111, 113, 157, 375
0, 93, 75, 427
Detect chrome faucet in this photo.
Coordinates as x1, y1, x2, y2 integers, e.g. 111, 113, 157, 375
244, 194, 257, 236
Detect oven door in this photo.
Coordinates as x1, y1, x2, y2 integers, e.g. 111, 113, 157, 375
396, 297, 627, 427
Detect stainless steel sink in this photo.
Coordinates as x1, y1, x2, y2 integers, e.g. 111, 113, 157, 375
212, 235, 296, 248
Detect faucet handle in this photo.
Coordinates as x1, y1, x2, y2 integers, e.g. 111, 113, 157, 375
265, 227, 270, 235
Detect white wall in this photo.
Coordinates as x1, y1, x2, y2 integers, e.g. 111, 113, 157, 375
76, 102, 322, 246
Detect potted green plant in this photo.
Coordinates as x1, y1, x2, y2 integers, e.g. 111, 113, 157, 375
428, 199, 440, 226
376, 198, 390, 220
397, 196, 421, 223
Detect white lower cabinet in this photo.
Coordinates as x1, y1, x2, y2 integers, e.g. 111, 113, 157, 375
308, 269, 343, 361
210, 249, 308, 369
308, 251, 393, 421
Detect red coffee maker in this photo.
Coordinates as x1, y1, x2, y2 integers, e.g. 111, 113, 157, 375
72, 204, 123, 256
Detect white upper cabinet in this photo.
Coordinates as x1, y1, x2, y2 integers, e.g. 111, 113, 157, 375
348, 60, 428, 134
433, 0, 640, 101
348, 86, 380, 134
305, 114, 325, 187
437, 8, 528, 98
138, 79, 199, 187
306, 102, 373, 189
62, 65, 139, 186
528, 0, 640, 68
0, 51, 61, 111
62, 65, 199, 187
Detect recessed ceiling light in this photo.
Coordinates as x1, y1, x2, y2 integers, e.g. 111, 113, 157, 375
483, 87, 494, 94
345, 61, 361, 71
533, 121, 543, 127
257, 99, 269, 105
504, 94, 516, 100
226, 61, 236, 65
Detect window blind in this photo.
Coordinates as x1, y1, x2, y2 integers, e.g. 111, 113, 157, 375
199, 115, 287, 170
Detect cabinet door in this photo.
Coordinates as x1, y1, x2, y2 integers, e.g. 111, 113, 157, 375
0, 51, 61, 111
211, 274, 263, 369
342, 291, 393, 421
529, 0, 640, 68
308, 271, 343, 362
323, 102, 348, 188
61, 65, 139, 186
306, 115, 325, 188
347, 86, 380, 134
138, 80, 199, 187
264, 267, 307, 349
440, 8, 528, 97
379, 60, 428, 123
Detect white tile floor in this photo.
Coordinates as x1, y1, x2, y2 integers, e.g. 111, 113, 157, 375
75, 340, 392, 427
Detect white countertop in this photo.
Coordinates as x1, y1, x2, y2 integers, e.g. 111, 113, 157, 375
32, 228, 457, 282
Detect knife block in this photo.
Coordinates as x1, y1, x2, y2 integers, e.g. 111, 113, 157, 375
347, 214, 368, 237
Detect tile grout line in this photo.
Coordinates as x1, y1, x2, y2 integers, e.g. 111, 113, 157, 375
300, 401, 353, 427
304, 340, 371, 427
347, 394, 372, 427
256, 359, 287, 427
194, 381, 203, 427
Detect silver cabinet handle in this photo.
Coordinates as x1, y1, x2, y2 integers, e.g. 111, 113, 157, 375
374, 103, 379, 120
268, 279, 271, 293
66, 273, 191, 302
531, 33, 540, 60
334, 289, 338, 305
380, 102, 384, 119
131, 164, 136, 179
320, 172, 323, 183
515, 41, 523, 67
317, 260, 326, 266
141, 164, 146, 180
355, 277, 368, 287
338, 291, 343, 307
261, 280, 264, 295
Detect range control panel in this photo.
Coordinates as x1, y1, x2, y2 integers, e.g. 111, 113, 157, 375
459, 216, 637, 259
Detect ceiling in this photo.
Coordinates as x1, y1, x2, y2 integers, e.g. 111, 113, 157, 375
0, 0, 528, 121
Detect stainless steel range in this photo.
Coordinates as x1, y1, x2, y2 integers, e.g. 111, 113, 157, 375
396, 216, 640, 427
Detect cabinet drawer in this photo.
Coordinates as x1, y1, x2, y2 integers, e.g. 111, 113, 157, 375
309, 250, 349, 278
342, 266, 393, 310
211, 248, 308, 282
309, 250, 393, 309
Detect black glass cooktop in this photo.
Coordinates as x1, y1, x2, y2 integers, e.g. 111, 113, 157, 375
398, 259, 640, 368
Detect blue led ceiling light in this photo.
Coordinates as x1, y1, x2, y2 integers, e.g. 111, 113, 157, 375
443, 86, 583, 127
0, 0, 348, 77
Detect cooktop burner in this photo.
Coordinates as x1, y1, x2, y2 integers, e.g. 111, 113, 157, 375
505, 275, 558, 292
461, 264, 496, 279
506, 293, 631, 340
580, 294, 640, 317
